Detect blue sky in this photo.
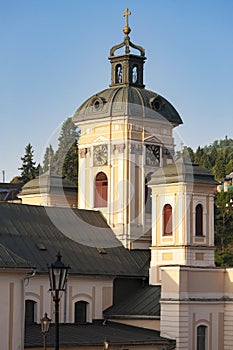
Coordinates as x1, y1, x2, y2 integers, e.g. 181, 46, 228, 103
0, 0, 233, 182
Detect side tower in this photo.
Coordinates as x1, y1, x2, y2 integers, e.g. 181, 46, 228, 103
149, 159, 218, 284
73, 9, 182, 249
148, 160, 230, 350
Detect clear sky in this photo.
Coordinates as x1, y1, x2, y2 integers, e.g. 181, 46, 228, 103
0, 0, 233, 182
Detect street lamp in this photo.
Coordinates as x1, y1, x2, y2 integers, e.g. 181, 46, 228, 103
41, 313, 51, 350
48, 252, 70, 350
103, 338, 110, 349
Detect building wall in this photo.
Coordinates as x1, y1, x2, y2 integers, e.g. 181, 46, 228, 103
0, 270, 32, 350
19, 193, 77, 208
25, 274, 114, 324
160, 266, 233, 350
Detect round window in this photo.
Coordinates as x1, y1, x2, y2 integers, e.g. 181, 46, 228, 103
153, 98, 162, 111
94, 100, 100, 110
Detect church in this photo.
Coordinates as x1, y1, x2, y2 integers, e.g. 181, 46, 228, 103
1, 8, 233, 350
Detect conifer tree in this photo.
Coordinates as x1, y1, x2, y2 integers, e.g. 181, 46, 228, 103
53, 117, 79, 183
42, 145, 55, 173
194, 146, 204, 165
18, 143, 37, 184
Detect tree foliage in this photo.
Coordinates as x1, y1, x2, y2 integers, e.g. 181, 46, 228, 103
17, 143, 38, 184
214, 190, 233, 267
41, 117, 79, 184
42, 144, 55, 173
185, 136, 233, 181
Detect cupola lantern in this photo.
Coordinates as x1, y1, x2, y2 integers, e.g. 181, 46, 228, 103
109, 8, 146, 88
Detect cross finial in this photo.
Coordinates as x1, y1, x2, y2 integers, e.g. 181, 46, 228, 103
123, 8, 131, 35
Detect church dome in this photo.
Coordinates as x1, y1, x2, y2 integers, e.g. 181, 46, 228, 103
73, 85, 183, 126
73, 10, 182, 127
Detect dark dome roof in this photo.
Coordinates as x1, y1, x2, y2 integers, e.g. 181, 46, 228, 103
149, 158, 219, 186
19, 170, 77, 196
73, 85, 183, 126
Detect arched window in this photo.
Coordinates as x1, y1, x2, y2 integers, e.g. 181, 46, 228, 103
94, 172, 108, 208
116, 64, 122, 83
163, 204, 172, 236
195, 204, 203, 236
132, 65, 138, 83
25, 300, 37, 325
75, 301, 88, 324
145, 173, 153, 214
197, 325, 207, 350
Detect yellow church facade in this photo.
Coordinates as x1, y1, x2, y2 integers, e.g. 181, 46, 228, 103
73, 9, 182, 249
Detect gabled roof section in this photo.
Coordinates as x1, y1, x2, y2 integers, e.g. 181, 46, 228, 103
0, 203, 149, 277
104, 285, 161, 318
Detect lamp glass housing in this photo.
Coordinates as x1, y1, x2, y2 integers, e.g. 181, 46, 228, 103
48, 252, 70, 291
41, 313, 51, 334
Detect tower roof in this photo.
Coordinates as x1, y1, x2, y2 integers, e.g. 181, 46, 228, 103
149, 158, 219, 186
73, 8, 182, 127
18, 170, 77, 196
73, 85, 182, 125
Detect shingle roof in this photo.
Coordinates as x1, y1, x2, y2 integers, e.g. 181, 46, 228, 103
25, 321, 175, 348
0, 203, 150, 277
104, 285, 161, 318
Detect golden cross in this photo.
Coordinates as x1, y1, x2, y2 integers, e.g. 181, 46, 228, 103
123, 8, 131, 29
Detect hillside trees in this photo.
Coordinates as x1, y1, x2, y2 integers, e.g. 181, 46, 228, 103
215, 190, 233, 267
185, 136, 233, 181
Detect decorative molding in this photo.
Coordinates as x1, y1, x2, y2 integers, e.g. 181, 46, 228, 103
115, 144, 125, 153
144, 136, 162, 144
92, 135, 109, 144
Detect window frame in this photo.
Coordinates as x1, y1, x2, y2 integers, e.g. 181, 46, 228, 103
163, 204, 173, 236
94, 172, 108, 208
195, 203, 203, 237
196, 324, 208, 350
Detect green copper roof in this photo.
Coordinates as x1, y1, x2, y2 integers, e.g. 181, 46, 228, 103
73, 85, 183, 126
149, 158, 219, 186
19, 170, 77, 196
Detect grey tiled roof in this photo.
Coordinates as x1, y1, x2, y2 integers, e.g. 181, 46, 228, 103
25, 321, 175, 348
0, 243, 33, 269
0, 203, 150, 277
104, 285, 161, 318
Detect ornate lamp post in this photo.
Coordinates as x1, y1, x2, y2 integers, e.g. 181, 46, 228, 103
48, 252, 70, 350
103, 338, 110, 349
41, 313, 51, 350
